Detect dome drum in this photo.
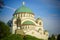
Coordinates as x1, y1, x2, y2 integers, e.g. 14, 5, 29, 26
13, 12, 34, 19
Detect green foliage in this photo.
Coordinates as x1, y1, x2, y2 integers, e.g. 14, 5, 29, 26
24, 35, 43, 40
7, 20, 12, 27
2, 34, 23, 40
0, 21, 10, 39
0, 21, 44, 40
1, 34, 44, 40
51, 35, 56, 40
57, 34, 60, 40
48, 34, 56, 40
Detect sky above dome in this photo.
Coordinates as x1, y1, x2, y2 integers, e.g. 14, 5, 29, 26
0, 0, 60, 36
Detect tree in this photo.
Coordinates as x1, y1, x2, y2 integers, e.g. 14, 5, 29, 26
7, 20, 12, 27
57, 34, 60, 40
0, 21, 10, 39
48, 34, 56, 40
23, 35, 43, 40
2, 34, 23, 40
51, 35, 56, 40
48, 37, 51, 40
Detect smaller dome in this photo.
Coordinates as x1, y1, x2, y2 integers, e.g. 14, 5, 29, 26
44, 30, 48, 32
22, 21, 34, 25
15, 6, 33, 14
37, 18, 41, 20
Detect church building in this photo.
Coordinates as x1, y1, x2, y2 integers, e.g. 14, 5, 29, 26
12, 2, 49, 40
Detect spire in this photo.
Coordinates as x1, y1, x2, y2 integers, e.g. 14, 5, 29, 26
22, 1, 25, 5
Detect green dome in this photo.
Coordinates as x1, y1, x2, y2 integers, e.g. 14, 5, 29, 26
22, 21, 34, 25
15, 6, 33, 14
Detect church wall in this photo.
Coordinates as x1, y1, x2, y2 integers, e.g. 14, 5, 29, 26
12, 18, 17, 34
12, 14, 48, 40
25, 30, 48, 40
36, 19, 43, 27
22, 25, 35, 30
12, 12, 48, 40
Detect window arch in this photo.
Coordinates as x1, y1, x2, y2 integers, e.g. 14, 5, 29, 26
38, 28, 42, 32
39, 22, 42, 25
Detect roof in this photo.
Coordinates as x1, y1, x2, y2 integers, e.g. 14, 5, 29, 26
37, 18, 41, 20
22, 21, 34, 25
44, 30, 48, 32
36, 18, 42, 20
14, 6, 33, 14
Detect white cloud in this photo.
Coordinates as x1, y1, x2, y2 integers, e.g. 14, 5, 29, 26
42, 17, 60, 35
4, 6, 16, 11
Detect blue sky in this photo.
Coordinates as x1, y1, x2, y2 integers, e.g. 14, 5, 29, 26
0, 0, 60, 35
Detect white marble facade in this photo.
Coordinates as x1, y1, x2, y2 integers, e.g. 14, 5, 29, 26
12, 5, 49, 40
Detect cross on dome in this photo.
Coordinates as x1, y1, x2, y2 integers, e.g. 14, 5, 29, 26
22, 1, 25, 5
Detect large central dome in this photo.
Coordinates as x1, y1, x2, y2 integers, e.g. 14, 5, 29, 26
15, 6, 33, 14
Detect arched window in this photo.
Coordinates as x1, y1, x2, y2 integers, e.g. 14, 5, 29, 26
32, 32, 34, 34
15, 21, 17, 24
39, 28, 41, 30
36, 21, 38, 23
28, 26, 29, 29
24, 13, 25, 17
38, 28, 42, 32
39, 22, 41, 25
21, 14, 22, 17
